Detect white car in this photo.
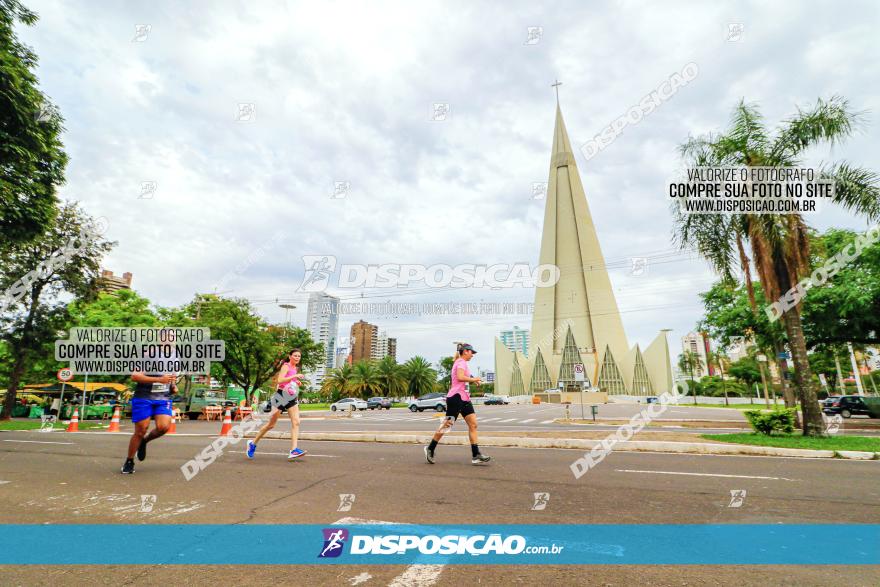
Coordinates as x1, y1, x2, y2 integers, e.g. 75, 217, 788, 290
330, 398, 368, 411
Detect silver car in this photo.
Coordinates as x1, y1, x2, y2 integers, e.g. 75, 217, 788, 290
330, 398, 368, 411
408, 393, 447, 412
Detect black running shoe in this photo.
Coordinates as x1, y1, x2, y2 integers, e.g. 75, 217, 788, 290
121, 458, 135, 474
424, 445, 435, 464
471, 453, 491, 465
137, 439, 147, 461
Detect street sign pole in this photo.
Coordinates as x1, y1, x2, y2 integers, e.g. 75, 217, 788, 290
82, 373, 88, 420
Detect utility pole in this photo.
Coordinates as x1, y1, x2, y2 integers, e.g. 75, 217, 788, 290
847, 342, 865, 396
757, 354, 771, 408
834, 351, 846, 395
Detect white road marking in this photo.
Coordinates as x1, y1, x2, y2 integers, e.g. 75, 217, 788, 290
615, 469, 795, 481
0, 480, 9, 485
334, 517, 445, 586
540, 420, 555, 424
480, 418, 500, 422
520, 419, 535, 423
231, 451, 338, 458
497, 418, 517, 423
2, 439, 74, 445
388, 564, 444, 587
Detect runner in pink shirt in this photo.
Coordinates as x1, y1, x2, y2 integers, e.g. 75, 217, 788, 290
425, 343, 491, 465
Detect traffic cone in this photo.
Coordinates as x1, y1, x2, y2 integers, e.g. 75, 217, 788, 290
66, 409, 79, 432
107, 406, 121, 432
168, 411, 177, 434
219, 409, 232, 436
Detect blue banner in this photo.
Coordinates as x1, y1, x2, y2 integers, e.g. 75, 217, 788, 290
0, 524, 876, 565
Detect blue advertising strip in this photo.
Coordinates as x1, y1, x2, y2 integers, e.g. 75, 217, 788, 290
0, 524, 877, 565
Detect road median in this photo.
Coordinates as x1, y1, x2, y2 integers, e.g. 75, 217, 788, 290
248, 430, 880, 460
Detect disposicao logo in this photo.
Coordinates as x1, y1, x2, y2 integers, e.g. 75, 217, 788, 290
318, 528, 349, 558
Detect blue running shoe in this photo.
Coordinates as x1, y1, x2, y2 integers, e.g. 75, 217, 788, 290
288, 448, 306, 460
246, 441, 257, 459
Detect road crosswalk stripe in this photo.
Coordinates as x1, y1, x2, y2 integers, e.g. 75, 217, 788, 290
521, 419, 535, 423
497, 418, 517, 423
540, 420, 555, 424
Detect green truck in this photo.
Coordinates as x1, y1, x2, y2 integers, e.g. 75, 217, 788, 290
174, 385, 249, 420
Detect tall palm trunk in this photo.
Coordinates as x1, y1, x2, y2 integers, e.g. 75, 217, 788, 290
781, 308, 824, 436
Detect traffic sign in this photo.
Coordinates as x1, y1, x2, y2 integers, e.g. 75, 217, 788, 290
57, 368, 73, 382
574, 363, 585, 382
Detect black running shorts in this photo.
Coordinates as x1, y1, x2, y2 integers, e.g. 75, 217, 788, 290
445, 393, 475, 420
270, 388, 299, 411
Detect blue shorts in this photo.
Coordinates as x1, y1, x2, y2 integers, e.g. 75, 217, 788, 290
131, 398, 173, 423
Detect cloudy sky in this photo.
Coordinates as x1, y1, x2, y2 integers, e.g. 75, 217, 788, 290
18, 0, 879, 374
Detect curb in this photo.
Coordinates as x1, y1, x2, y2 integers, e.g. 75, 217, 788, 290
245, 431, 880, 460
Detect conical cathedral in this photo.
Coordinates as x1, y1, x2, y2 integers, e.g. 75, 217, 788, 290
494, 104, 673, 398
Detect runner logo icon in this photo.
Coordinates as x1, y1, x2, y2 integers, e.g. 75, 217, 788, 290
319, 528, 349, 558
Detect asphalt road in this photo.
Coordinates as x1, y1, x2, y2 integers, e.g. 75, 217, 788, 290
1, 429, 878, 586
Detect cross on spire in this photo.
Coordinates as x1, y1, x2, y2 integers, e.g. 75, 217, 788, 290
551, 79, 562, 104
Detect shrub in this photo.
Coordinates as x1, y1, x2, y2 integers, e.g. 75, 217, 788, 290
743, 408, 797, 435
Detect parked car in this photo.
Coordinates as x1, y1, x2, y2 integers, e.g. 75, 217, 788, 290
822, 396, 842, 410
823, 395, 872, 418
367, 397, 392, 410
408, 393, 447, 412
483, 395, 509, 405
330, 398, 368, 411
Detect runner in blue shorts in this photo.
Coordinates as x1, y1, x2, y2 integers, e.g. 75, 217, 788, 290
121, 367, 178, 474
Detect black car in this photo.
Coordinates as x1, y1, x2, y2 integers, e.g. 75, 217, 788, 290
367, 397, 392, 410
823, 395, 871, 418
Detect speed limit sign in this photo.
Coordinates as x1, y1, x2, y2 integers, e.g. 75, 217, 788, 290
57, 368, 74, 382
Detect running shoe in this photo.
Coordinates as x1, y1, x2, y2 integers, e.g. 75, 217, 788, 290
121, 458, 135, 474
136, 439, 147, 462
288, 448, 306, 460
471, 453, 491, 465
424, 445, 435, 464
246, 440, 257, 459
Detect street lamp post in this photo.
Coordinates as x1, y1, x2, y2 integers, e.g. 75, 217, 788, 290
279, 304, 297, 329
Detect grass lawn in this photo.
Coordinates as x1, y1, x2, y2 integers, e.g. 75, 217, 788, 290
0, 420, 107, 431
702, 432, 880, 452
686, 403, 791, 410
299, 403, 330, 411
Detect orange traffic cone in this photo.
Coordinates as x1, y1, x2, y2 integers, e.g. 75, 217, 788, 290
219, 409, 232, 436
66, 409, 79, 432
168, 411, 177, 434
107, 406, 121, 432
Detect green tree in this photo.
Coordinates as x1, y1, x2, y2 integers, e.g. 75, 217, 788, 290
67, 289, 159, 327
673, 96, 880, 435
194, 296, 321, 404
349, 360, 382, 399
728, 356, 762, 398
0, 0, 68, 245
321, 363, 354, 402
375, 356, 406, 398
402, 356, 436, 397
0, 205, 112, 419
800, 228, 880, 347
437, 355, 454, 388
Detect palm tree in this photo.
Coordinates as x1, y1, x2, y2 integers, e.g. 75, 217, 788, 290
349, 360, 383, 399
321, 363, 354, 402
708, 349, 730, 405
674, 97, 880, 436
678, 351, 701, 404
375, 356, 406, 398
402, 356, 436, 397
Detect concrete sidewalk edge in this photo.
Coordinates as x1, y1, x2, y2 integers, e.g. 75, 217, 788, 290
248, 431, 880, 460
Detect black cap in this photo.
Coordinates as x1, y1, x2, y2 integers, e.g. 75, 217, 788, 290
460, 343, 477, 354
